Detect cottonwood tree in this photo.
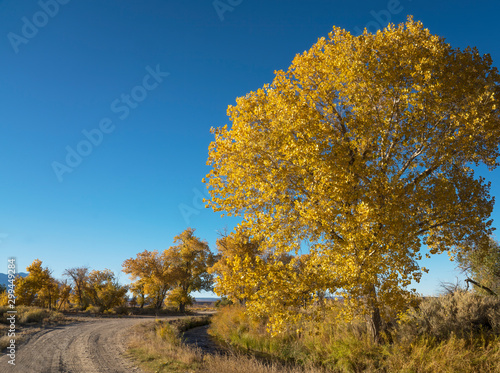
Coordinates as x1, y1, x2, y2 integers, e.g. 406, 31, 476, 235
129, 281, 147, 308
123, 229, 215, 312
165, 228, 215, 312
15, 259, 59, 309
122, 250, 172, 310
205, 17, 500, 340
209, 230, 320, 320
57, 279, 72, 311
63, 266, 89, 310
86, 269, 128, 312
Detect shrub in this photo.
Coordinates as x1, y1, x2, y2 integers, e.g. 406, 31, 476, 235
397, 290, 500, 341
85, 305, 100, 315
215, 296, 233, 308
113, 304, 129, 315
19, 308, 47, 323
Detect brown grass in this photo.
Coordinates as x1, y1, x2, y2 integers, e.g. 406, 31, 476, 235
126, 317, 325, 372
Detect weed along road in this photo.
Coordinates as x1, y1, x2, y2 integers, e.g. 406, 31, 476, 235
0, 316, 182, 373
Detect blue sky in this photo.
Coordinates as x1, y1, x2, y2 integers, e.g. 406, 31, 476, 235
0, 0, 499, 297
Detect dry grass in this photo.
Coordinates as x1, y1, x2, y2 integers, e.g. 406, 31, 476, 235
203, 353, 324, 373
0, 306, 65, 325
0, 306, 67, 352
208, 293, 500, 372
126, 316, 325, 373
126, 318, 206, 373
0, 324, 19, 351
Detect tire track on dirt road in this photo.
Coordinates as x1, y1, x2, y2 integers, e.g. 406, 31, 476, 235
0, 316, 183, 373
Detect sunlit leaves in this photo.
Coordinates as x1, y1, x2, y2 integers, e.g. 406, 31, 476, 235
205, 16, 500, 334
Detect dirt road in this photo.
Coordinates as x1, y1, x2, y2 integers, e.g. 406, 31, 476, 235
0, 316, 178, 373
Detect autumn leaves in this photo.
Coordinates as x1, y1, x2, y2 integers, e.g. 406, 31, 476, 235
204, 17, 500, 339
122, 228, 215, 312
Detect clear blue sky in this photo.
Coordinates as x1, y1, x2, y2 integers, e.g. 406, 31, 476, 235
1, 0, 499, 297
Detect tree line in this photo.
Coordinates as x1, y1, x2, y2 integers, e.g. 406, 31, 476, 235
0, 228, 216, 313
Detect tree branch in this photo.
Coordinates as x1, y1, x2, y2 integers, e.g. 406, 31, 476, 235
465, 278, 497, 296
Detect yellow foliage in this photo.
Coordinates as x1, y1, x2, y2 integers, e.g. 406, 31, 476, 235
123, 228, 215, 311
205, 17, 500, 334
15, 259, 60, 309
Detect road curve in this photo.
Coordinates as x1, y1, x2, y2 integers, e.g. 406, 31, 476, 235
1, 316, 178, 373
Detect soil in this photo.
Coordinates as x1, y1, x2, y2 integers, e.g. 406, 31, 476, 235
0, 315, 183, 373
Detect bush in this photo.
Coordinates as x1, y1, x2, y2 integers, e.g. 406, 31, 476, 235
85, 305, 100, 315
0, 306, 65, 325
113, 304, 129, 315
19, 308, 47, 323
215, 297, 233, 308
397, 290, 500, 341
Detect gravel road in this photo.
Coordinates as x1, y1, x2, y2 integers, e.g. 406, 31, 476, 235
0, 316, 180, 373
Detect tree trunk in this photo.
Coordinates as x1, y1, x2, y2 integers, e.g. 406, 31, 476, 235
48, 288, 52, 311
366, 284, 381, 343
367, 305, 381, 343
179, 302, 186, 313
78, 290, 85, 310
465, 278, 497, 296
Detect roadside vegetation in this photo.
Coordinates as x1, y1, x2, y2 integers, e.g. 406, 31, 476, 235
126, 316, 320, 373
209, 291, 500, 372
0, 305, 66, 350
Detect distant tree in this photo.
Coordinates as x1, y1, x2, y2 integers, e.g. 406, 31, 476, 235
63, 266, 89, 310
205, 17, 500, 341
15, 259, 59, 309
57, 279, 72, 311
457, 237, 500, 295
129, 281, 147, 308
0, 285, 7, 306
122, 250, 172, 310
165, 228, 216, 312
86, 269, 128, 312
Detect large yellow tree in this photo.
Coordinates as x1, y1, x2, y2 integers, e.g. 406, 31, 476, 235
205, 17, 500, 340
